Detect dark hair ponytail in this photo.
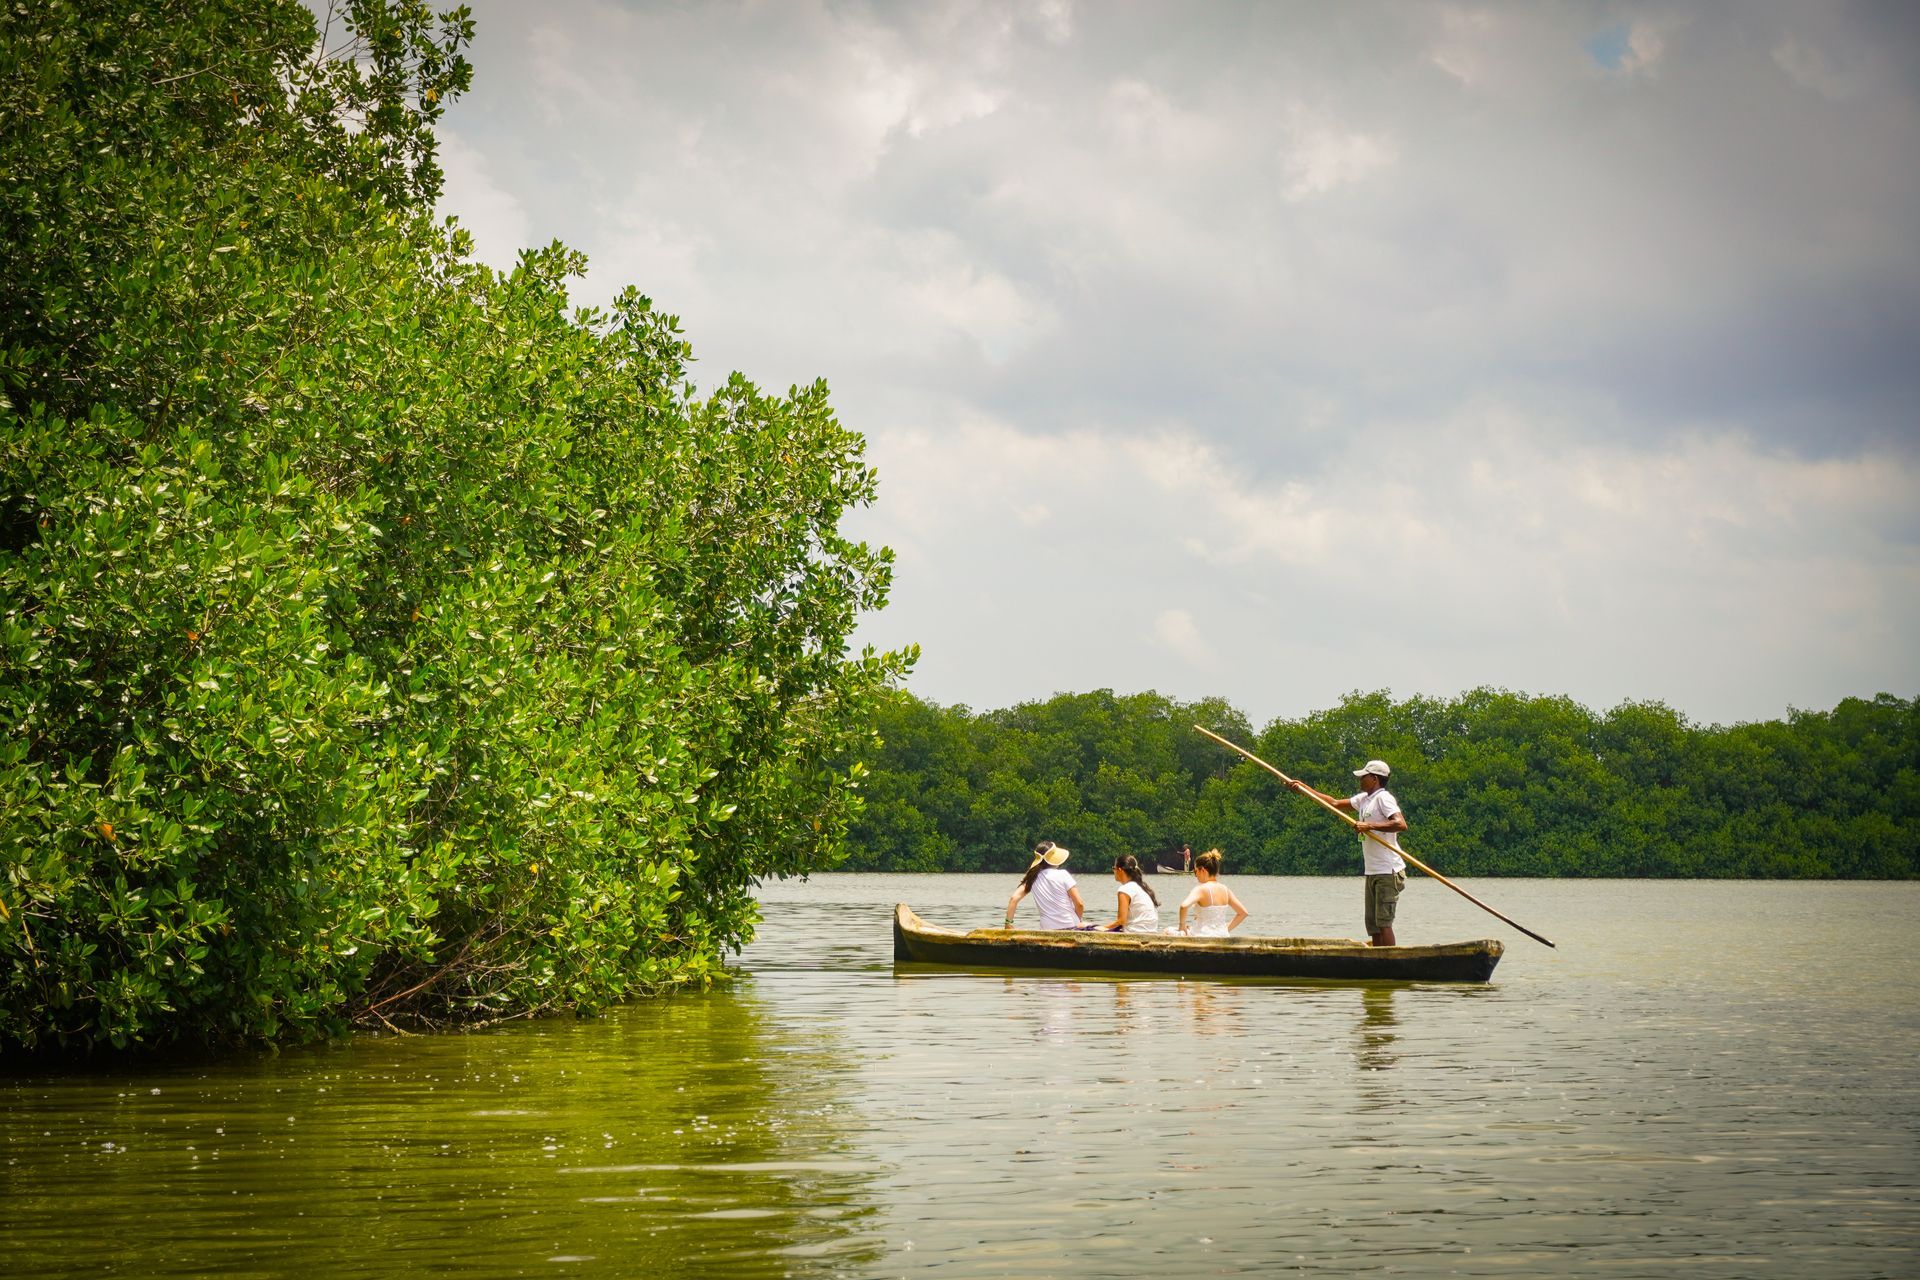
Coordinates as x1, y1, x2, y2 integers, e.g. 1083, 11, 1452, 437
1114, 854, 1158, 906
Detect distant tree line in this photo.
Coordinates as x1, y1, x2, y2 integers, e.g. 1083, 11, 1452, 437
840, 689, 1918, 879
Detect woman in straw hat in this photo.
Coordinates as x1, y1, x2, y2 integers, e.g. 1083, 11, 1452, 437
1003, 840, 1088, 930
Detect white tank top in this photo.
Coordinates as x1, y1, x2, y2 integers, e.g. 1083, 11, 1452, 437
1117, 881, 1159, 932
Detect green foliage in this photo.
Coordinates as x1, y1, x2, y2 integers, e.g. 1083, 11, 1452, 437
0, 1, 910, 1050
846, 689, 1919, 881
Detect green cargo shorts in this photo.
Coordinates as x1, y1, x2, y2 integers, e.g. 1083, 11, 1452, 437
1364, 871, 1406, 934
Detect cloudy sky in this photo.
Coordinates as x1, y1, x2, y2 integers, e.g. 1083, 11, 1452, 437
429, 0, 1919, 727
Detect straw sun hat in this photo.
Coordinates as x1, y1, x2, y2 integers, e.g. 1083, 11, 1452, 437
1030, 840, 1071, 866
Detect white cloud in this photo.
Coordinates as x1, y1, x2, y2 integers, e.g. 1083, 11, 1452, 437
901, 230, 1057, 362
1618, 19, 1672, 77
1028, 0, 1073, 47
1153, 608, 1217, 670
435, 130, 530, 270
1279, 122, 1397, 203
1773, 37, 1866, 102
435, 0, 1920, 723
851, 408, 1920, 722
1428, 7, 1495, 88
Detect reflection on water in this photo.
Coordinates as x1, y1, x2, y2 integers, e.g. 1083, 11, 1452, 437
1177, 974, 1250, 1041
2, 987, 881, 1278
762, 874, 1920, 1277
1352, 985, 1400, 1116
1356, 985, 1399, 1067
7, 873, 1920, 1278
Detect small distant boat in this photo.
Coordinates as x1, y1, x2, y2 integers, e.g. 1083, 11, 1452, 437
1154, 863, 1183, 874
892, 904, 1503, 983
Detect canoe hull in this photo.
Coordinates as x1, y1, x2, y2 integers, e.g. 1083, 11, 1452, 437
893, 904, 1502, 983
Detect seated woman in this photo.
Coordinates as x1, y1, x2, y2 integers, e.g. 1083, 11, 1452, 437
1177, 849, 1249, 936
1101, 854, 1161, 933
1004, 840, 1088, 930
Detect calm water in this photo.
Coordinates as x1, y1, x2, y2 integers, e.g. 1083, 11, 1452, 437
4, 874, 1917, 1278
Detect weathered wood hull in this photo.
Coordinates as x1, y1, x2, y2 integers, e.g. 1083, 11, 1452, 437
892, 904, 1502, 983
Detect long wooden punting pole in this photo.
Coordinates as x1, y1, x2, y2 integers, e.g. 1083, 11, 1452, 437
1193, 725, 1556, 949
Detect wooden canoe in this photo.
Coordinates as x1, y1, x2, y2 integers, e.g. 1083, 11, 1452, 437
892, 904, 1503, 983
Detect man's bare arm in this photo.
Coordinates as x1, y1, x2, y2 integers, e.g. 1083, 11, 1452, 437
1289, 780, 1353, 811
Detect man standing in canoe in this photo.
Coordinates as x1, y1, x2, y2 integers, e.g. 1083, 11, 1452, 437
1291, 760, 1408, 947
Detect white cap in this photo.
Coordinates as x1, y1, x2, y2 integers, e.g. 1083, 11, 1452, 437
1352, 759, 1391, 779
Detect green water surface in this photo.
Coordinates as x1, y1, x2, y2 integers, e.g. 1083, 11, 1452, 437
4, 875, 1917, 1277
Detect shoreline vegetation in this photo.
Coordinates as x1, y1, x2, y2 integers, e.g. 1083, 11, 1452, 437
0, 1, 911, 1052
839, 688, 1918, 881
3, 3, 1911, 1061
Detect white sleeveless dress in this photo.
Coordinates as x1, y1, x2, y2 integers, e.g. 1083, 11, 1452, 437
1187, 904, 1235, 937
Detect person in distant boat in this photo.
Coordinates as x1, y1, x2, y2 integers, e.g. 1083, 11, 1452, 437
1176, 849, 1248, 936
1100, 855, 1161, 933
1180, 843, 1192, 873
1005, 840, 1088, 930
1290, 759, 1407, 947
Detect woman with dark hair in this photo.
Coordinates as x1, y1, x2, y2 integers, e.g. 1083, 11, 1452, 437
1101, 855, 1160, 933
1176, 849, 1249, 936
1003, 840, 1087, 930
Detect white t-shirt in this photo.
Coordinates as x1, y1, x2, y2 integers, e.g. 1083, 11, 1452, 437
1117, 880, 1159, 933
1030, 867, 1080, 929
1351, 787, 1407, 875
